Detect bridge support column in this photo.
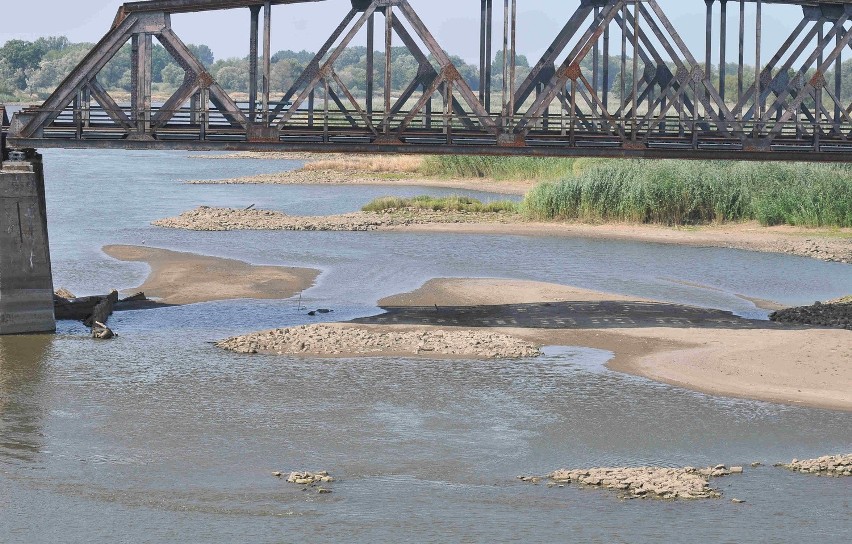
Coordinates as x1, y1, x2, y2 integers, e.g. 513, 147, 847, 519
0, 150, 55, 335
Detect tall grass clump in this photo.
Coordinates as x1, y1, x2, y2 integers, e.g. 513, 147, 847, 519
362, 195, 518, 214
521, 160, 852, 227
421, 155, 579, 181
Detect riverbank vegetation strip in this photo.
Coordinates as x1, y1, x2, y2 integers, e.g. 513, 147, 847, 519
417, 157, 852, 228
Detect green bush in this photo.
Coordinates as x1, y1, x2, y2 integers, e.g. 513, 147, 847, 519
362, 195, 518, 214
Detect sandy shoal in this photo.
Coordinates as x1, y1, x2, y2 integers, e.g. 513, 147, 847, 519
185, 168, 534, 196
102, 245, 319, 305
379, 278, 852, 411
391, 222, 851, 264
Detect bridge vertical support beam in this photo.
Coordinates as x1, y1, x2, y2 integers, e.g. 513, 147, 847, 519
263, 1, 272, 124
484, 0, 493, 112
0, 150, 55, 335
383, 5, 393, 134
249, 5, 261, 121
834, 30, 842, 133
719, 0, 727, 110
754, 0, 762, 137
366, 13, 375, 114
131, 33, 153, 136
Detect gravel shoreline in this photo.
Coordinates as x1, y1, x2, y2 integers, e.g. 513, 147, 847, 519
217, 324, 541, 359
153, 206, 515, 231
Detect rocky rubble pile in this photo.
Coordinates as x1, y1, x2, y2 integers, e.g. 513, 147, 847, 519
782, 455, 852, 476
769, 301, 852, 330
273, 471, 334, 494
153, 206, 513, 232
535, 465, 745, 500
217, 324, 542, 359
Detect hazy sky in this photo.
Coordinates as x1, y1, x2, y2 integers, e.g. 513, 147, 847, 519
1, 0, 803, 64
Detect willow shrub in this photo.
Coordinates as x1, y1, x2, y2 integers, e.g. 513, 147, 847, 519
521, 160, 852, 227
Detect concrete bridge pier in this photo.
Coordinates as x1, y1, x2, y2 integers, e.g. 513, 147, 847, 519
0, 149, 56, 334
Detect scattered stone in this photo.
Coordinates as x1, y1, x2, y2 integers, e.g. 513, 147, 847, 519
539, 465, 743, 500
769, 302, 852, 330
317, 488, 332, 494
730, 466, 744, 474
284, 471, 335, 487
217, 324, 542, 359
782, 454, 852, 477
272, 471, 282, 477
751, 462, 762, 468
732, 498, 746, 504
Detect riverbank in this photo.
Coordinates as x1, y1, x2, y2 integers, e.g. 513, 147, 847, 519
102, 245, 319, 305
153, 206, 852, 263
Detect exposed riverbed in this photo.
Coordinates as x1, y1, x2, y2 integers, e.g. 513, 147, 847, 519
1, 149, 850, 543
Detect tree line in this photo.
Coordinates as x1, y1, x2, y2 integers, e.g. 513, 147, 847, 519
3, 35, 851, 108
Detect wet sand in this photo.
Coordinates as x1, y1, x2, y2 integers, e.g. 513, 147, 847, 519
382, 278, 852, 411
102, 245, 319, 305
186, 169, 533, 196
396, 222, 852, 264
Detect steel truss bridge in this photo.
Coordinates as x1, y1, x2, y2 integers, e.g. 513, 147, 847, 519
5, 0, 852, 161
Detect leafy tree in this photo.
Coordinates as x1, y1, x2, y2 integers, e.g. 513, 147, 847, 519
160, 63, 186, 88
187, 44, 215, 68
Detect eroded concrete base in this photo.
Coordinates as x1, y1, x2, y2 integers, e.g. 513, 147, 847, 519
0, 152, 55, 334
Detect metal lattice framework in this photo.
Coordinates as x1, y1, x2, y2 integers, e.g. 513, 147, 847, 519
6, 0, 852, 160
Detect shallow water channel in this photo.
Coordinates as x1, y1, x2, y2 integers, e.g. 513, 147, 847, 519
1, 150, 850, 542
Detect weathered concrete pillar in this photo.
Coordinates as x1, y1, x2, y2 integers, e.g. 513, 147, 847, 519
0, 150, 56, 334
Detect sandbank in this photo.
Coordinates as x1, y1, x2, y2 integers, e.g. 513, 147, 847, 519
186, 168, 533, 195
378, 278, 852, 411
102, 245, 319, 305
392, 221, 852, 264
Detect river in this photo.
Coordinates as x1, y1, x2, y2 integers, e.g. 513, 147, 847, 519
1, 149, 850, 542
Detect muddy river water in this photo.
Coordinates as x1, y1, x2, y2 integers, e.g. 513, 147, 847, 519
1, 150, 850, 542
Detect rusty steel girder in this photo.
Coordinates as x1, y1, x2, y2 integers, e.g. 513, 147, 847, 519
10, 0, 852, 161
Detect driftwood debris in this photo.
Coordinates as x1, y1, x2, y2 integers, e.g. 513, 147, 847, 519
84, 290, 118, 328
54, 288, 152, 339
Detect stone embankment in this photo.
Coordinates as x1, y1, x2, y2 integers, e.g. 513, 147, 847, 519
781, 455, 852, 476
770, 301, 852, 330
154, 206, 514, 232
217, 324, 541, 359
522, 465, 745, 500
